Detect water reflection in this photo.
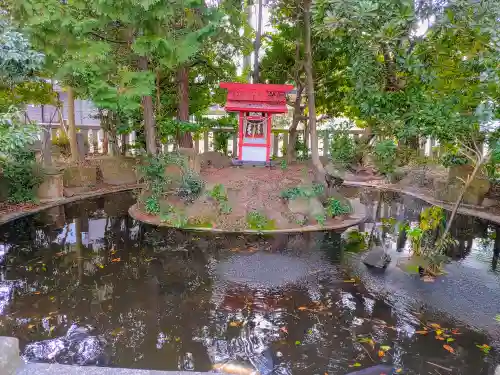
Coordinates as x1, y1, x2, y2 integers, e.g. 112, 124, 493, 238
0, 191, 498, 374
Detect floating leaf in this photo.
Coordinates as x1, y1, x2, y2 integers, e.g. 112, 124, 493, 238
297, 306, 308, 311
415, 330, 428, 335
395, 369, 402, 373
348, 363, 362, 368
229, 321, 242, 327
27, 324, 35, 329
380, 345, 391, 351
429, 323, 441, 329
295, 340, 301, 345
495, 315, 500, 323
111, 258, 121, 262
436, 336, 445, 341
344, 278, 356, 283
436, 329, 443, 335
446, 338, 455, 343
280, 327, 288, 334
451, 329, 461, 334
422, 276, 435, 282
33, 291, 41, 295
378, 350, 385, 357
443, 344, 455, 354
476, 344, 491, 354
111, 327, 124, 336
97, 264, 104, 269
49, 326, 55, 335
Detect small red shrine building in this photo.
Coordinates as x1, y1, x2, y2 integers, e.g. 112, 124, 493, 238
220, 82, 294, 164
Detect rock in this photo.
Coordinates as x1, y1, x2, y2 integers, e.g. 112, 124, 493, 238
324, 162, 347, 180
0, 336, 21, 375
178, 147, 200, 173
363, 246, 391, 269
98, 156, 138, 185
446, 165, 490, 205
37, 172, 64, 201
199, 151, 232, 169
63, 165, 97, 188
287, 196, 325, 220
494, 364, 500, 375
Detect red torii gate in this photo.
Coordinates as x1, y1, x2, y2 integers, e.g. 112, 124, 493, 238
219, 82, 294, 164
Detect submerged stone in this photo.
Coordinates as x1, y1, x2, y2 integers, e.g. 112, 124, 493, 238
363, 246, 391, 269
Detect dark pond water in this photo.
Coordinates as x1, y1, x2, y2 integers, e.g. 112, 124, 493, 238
0, 189, 499, 374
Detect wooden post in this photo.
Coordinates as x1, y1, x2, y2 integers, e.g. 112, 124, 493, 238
273, 132, 279, 158
41, 130, 52, 167
81, 128, 89, 152
232, 132, 238, 158
194, 137, 200, 153
203, 131, 209, 153
103, 131, 109, 155
92, 129, 99, 154
323, 130, 330, 157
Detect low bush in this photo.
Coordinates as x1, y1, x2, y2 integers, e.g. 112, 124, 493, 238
325, 198, 351, 217
246, 210, 275, 230
372, 140, 398, 175
330, 128, 357, 167
1, 150, 43, 203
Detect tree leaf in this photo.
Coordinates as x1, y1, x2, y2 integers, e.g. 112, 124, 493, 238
380, 345, 391, 351
443, 345, 455, 354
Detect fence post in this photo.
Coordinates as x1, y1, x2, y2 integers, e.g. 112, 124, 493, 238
323, 130, 330, 157
92, 129, 99, 154
41, 130, 52, 167
273, 132, 279, 158
232, 132, 238, 157
194, 137, 200, 153
203, 131, 209, 153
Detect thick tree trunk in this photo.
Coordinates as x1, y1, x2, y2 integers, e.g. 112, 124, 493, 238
287, 85, 304, 163
138, 56, 157, 155
176, 65, 193, 148
243, 3, 253, 82
66, 87, 80, 162
252, 0, 263, 83
303, 0, 325, 179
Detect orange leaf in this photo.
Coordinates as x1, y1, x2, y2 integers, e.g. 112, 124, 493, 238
429, 323, 441, 329
280, 327, 288, 334
298, 306, 308, 311
443, 345, 455, 354
436, 336, 445, 341
415, 330, 428, 335
378, 350, 385, 357
111, 258, 121, 262
33, 291, 41, 295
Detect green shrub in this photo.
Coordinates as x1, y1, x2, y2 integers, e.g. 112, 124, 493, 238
179, 169, 204, 201
330, 129, 356, 166
206, 183, 232, 214
325, 198, 351, 217
280, 183, 324, 200
372, 140, 398, 175
440, 153, 469, 167
246, 211, 275, 230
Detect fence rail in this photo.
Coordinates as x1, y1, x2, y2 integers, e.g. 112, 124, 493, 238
38, 124, 436, 166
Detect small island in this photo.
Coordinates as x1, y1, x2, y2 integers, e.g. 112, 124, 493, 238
129, 150, 366, 232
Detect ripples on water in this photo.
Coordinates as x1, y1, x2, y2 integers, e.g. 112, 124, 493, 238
0, 190, 498, 374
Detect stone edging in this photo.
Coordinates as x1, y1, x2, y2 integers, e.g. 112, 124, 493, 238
344, 181, 500, 225
0, 184, 143, 226
128, 203, 367, 234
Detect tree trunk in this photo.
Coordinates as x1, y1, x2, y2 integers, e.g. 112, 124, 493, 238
138, 56, 157, 155
303, 0, 325, 179
442, 158, 484, 238
243, 3, 253, 82
287, 85, 304, 163
103, 131, 109, 155
176, 65, 193, 148
252, 0, 263, 83
66, 87, 80, 162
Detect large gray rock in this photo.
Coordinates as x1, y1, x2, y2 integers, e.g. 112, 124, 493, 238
287, 196, 325, 219
363, 246, 391, 269
324, 162, 346, 180
0, 336, 21, 375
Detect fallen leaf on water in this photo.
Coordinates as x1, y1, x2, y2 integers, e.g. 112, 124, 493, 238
97, 264, 104, 269
446, 338, 455, 343
395, 369, 402, 373
451, 328, 460, 334
230, 247, 240, 252
415, 330, 428, 335
348, 363, 362, 368
443, 345, 455, 354
27, 324, 35, 329
229, 321, 242, 327
422, 276, 435, 282
344, 278, 356, 283
33, 291, 41, 295
435, 336, 445, 341
111, 258, 121, 262
436, 329, 443, 335
280, 327, 288, 334
378, 350, 385, 357
297, 306, 308, 311
380, 345, 391, 351
111, 327, 124, 336
476, 344, 491, 354
295, 340, 301, 345
429, 323, 441, 329
49, 326, 55, 335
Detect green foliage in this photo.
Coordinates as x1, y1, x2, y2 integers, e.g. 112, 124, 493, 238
314, 214, 326, 227
144, 196, 161, 215
329, 124, 357, 167
441, 153, 469, 168
280, 183, 324, 200
372, 140, 397, 175
246, 211, 276, 231
178, 169, 204, 202
295, 139, 309, 160
280, 159, 288, 170
206, 183, 232, 214
325, 198, 351, 217
344, 229, 368, 253
160, 204, 187, 228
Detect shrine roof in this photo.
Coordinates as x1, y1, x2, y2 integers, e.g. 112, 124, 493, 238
224, 100, 288, 113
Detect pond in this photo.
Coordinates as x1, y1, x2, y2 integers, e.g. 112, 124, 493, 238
0, 189, 499, 375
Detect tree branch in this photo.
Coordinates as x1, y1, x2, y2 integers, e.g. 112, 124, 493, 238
87, 32, 127, 44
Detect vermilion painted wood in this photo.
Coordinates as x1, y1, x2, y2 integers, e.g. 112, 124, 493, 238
220, 82, 294, 162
